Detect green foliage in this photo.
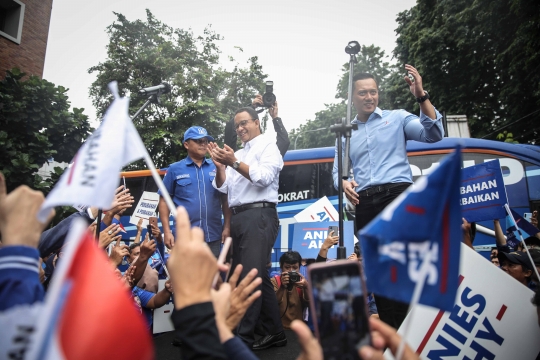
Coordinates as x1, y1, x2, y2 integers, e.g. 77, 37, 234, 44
496, 131, 519, 144
0, 69, 92, 193
88, 10, 267, 169
391, 0, 540, 143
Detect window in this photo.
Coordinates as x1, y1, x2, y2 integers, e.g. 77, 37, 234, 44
0, 0, 25, 44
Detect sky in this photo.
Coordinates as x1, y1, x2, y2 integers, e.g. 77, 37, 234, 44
43, 0, 417, 139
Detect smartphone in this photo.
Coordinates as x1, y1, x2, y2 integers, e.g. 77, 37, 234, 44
213, 237, 233, 288
328, 225, 339, 237
149, 216, 158, 227
524, 213, 532, 222
307, 260, 371, 359
147, 224, 154, 240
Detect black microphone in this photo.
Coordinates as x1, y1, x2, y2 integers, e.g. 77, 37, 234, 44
138, 82, 171, 96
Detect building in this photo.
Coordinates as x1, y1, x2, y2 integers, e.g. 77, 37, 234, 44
0, 0, 54, 79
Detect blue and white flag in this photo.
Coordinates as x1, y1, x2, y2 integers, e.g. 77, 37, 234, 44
360, 148, 462, 312
505, 207, 539, 250
460, 159, 507, 223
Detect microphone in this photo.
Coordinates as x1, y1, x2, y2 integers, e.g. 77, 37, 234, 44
138, 82, 171, 96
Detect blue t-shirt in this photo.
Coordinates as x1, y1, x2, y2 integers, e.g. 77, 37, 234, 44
159, 156, 223, 243
132, 286, 155, 329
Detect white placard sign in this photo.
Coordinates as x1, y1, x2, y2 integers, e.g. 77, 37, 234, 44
294, 196, 339, 223
387, 243, 540, 359
153, 279, 174, 334
129, 191, 159, 228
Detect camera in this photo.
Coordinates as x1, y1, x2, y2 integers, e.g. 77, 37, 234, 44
262, 81, 276, 107
287, 271, 301, 290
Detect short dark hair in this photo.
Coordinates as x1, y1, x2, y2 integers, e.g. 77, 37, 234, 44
353, 73, 378, 88
279, 251, 302, 268
129, 243, 140, 253
525, 236, 540, 249
235, 106, 259, 120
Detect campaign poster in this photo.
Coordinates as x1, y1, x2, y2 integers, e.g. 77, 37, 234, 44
389, 244, 540, 360
461, 160, 508, 223
129, 191, 159, 227
292, 221, 354, 259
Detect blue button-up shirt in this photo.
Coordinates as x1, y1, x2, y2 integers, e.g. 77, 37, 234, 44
333, 107, 444, 192
159, 156, 222, 242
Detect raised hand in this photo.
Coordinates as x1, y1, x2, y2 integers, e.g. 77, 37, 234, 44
403, 64, 425, 98
98, 223, 122, 249
0, 172, 55, 247
226, 264, 262, 330
139, 232, 156, 261
109, 237, 129, 266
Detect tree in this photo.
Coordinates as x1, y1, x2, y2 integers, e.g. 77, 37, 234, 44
391, 0, 540, 144
88, 10, 268, 169
290, 45, 393, 149
0, 68, 92, 193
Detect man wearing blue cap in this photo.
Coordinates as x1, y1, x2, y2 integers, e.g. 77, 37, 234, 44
157, 126, 230, 257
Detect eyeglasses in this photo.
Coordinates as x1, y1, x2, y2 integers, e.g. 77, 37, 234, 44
235, 119, 256, 130
190, 138, 209, 145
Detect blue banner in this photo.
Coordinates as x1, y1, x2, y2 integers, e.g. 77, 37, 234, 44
292, 221, 354, 259
506, 208, 540, 250
360, 148, 462, 312
460, 159, 507, 223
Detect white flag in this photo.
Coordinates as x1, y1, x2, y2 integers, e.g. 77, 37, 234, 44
37, 82, 147, 222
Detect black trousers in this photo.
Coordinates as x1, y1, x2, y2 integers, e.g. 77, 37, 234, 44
230, 207, 283, 347
355, 182, 411, 330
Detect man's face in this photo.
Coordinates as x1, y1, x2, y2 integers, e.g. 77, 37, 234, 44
282, 262, 300, 273
184, 138, 209, 159
129, 246, 141, 264
491, 258, 500, 267
352, 79, 379, 119
500, 259, 531, 284
234, 111, 260, 143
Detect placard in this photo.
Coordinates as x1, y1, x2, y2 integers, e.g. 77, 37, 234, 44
294, 196, 339, 223
129, 191, 159, 227
292, 221, 355, 259
388, 244, 540, 359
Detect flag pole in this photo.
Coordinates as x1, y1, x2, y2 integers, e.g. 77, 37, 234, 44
504, 204, 540, 282
395, 244, 434, 360
95, 209, 102, 239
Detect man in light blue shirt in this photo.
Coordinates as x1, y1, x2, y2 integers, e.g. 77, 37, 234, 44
332, 64, 444, 329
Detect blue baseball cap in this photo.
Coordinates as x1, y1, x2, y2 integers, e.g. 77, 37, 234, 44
183, 126, 215, 143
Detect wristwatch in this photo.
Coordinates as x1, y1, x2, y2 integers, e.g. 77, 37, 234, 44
416, 91, 430, 103
232, 160, 241, 170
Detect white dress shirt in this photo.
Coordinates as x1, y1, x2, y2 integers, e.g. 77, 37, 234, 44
213, 134, 283, 207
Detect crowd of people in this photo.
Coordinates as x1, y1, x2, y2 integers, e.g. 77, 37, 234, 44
2, 66, 540, 360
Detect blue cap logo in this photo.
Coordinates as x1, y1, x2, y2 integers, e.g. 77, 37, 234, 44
183, 126, 215, 143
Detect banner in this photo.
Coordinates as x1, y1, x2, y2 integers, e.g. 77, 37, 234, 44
38, 82, 147, 222
390, 243, 540, 360
129, 191, 159, 228
294, 196, 339, 223
292, 221, 354, 259
460, 160, 507, 223
361, 149, 462, 311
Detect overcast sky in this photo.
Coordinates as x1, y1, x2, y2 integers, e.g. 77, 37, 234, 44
43, 0, 417, 139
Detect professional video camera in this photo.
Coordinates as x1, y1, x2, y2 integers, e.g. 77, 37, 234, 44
262, 80, 276, 107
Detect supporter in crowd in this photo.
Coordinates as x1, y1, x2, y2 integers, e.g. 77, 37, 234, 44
461, 218, 476, 249
498, 251, 534, 287
315, 230, 339, 262
132, 279, 173, 329
270, 251, 309, 330
158, 126, 230, 257
491, 257, 500, 267
348, 243, 379, 318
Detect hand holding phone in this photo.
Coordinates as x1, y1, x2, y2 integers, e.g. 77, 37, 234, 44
307, 260, 371, 359
213, 237, 232, 288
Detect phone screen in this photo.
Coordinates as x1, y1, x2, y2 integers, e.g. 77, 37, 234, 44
308, 261, 370, 359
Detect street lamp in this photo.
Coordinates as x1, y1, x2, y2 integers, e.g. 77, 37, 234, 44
294, 127, 327, 150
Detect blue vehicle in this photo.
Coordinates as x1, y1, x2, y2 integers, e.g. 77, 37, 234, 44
120, 137, 540, 265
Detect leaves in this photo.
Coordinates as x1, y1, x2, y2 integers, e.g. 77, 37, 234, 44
88, 10, 267, 169
0, 69, 92, 193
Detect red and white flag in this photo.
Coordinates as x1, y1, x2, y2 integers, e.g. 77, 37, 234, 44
37, 82, 147, 222
27, 219, 153, 360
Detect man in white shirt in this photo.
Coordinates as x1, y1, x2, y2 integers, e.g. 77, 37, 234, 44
209, 105, 286, 350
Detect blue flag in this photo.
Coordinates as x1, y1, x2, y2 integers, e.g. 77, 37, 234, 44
360, 148, 462, 312
505, 208, 539, 250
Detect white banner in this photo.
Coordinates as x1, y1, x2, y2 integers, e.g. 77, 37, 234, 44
153, 280, 174, 334
294, 196, 339, 223
389, 244, 540, 359
129, 191, 159, 228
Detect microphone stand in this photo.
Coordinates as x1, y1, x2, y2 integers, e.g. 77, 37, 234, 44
329, 44, 359, 259
132, 94, 160, 121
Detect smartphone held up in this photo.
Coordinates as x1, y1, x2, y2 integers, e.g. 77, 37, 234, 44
307, 260, 371, 360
